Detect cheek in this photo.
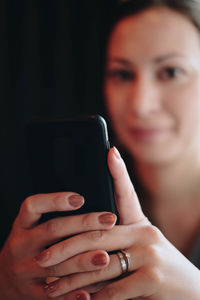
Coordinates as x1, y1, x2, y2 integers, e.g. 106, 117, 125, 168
166, 83, 200, 138
104, 82, 125, 120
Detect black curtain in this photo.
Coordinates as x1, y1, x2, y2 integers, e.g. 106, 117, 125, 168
0, 0, 115, 247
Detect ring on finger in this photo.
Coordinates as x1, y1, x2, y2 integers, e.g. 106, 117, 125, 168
116, 249, 131, 276
121, 249, 131, 272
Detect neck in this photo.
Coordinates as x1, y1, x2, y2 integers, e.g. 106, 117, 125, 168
135, 152, 200, 207
134, 151, 200, 254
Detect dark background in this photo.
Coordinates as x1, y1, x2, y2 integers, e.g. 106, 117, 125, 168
0, 0, 115, 247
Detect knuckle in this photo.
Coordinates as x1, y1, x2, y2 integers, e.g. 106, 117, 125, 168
52, 193, 64, 208
56, 239, 69, 257
85, 230, 104, 242
92, 268, 106, 278
141, 225, 162, 243
145, 266, 164, 286
104, 286, 118, 299
45, 219, 59, 236
22, 196, 35, 214
144, 244, 161, 264
150, 225, 162, 240
63, 275, 76, 291
77, 255, 88, 272
81, 213, 93, 228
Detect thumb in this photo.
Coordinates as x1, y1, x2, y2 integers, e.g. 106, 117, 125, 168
108, 147, 145, 225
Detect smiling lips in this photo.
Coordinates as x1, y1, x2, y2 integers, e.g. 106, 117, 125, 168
129, 127, 170, 142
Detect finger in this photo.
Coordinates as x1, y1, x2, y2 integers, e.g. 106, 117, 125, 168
43, 250, 152, 299
34, 224, 134, 267
35, 220, 157, 268
47, 289, 90, 300
32, 211, 116, 253
13, 223, 156, 280
17, 192, 85, 229
46, 279, 108, 294
9, 211, 116, 260
44, 250, 110, 278
35, 222, 156, 268
62, 290, 90, 300
91, 271, 153, 300
41, 284, 90, 300
108, 147, 145, 225
18, 243, 147, 280
84, 282, 109, 294
42, 254, 124, 298
40, 247, 146, 298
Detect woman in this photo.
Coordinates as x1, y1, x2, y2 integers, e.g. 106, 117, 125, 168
1, 0, 200, 299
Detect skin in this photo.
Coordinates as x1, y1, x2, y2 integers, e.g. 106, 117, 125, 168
105, 6, 200, 166
104, 6, 200, 253
0, 192, 116, 299
1, 6, 200, 300
10, 147, 199, 300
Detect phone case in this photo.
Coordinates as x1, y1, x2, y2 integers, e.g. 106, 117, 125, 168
26, 115, 117, 222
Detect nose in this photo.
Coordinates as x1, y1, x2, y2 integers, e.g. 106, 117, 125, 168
128, 77, 161, 118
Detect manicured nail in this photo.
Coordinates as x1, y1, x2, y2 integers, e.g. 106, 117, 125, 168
44, 281, 58, 295
69, 194, 84, 207
98, 213, 116, 225
34, 250, 50, 264
92, 253, 107, 266
113, 146, 121, 159
75, 293, 87, 300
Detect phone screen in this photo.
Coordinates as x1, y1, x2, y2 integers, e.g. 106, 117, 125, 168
26, 115, 117, 221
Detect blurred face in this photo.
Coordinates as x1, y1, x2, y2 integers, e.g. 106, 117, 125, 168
105, 7, 200, 165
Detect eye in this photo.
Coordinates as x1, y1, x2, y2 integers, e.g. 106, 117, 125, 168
106, 69, 135, 82
158, 67, 183, 81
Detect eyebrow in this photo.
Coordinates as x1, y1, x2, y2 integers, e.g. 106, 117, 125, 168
107, 58, 132, 66
107, 53, 185, 66
154, 53, 185, 63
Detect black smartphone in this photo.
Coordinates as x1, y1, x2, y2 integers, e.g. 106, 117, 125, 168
26, 115, 117, 222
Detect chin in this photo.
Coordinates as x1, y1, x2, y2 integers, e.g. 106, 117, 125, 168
132, 151, 175, 166
122, 140, 181, 166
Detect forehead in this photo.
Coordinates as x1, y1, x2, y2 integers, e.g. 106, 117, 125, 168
107, 7, 200, 62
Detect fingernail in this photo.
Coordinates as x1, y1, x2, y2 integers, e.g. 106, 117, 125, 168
69, 194, 84, 207
75, 293, 87, 300
113, 146, 121, 159
98, 213, 116, 225
34, 250, 50, 264
92, 253, 107, 266
44, 281, 58, 295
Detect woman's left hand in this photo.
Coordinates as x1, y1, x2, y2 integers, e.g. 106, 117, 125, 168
38, 148, 200, 299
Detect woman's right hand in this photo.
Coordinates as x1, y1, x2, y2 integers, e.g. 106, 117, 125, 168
0, 192, 116, 300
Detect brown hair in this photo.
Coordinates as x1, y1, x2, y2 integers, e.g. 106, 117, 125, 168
103, 0, 200, 217
113, 0, 200, 31
102, 0, 200, 70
